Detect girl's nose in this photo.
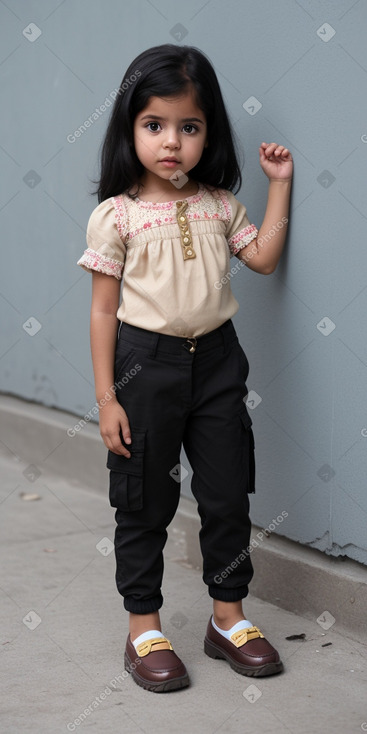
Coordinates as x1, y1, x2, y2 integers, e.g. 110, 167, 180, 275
164, 128, 180, 148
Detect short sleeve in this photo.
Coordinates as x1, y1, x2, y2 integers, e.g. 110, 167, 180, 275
223, 190, 258, 257
77, 196, 127, 280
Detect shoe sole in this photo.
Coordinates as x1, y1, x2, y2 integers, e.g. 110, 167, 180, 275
204, 637, 284, 677
124, 652, 190, 693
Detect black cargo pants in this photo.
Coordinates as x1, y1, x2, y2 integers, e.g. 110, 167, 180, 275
107, 319, 256, 614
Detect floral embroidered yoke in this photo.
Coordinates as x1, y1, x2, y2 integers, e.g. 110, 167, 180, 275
77, 182, 258, 338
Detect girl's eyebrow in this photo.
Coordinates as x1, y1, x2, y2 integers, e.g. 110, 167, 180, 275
140, 114, 205, 124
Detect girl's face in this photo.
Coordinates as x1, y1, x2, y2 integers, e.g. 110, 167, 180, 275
133, 88, 208, 191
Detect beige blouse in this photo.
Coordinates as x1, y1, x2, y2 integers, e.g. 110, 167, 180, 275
77, 182, 258, 338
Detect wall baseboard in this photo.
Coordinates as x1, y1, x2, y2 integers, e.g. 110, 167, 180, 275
1, 394, 366, 643
173, 495, 367, 643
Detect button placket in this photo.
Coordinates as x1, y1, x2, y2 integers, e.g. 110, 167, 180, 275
176, 200, 196, 260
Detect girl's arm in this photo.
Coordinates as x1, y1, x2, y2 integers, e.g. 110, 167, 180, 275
238, 142, 293, 275
90, 271, 132, 457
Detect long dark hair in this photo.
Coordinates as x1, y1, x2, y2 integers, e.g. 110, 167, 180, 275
94, 44, 243, 202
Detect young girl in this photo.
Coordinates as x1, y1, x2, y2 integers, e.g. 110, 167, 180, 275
77, 44, 293, 693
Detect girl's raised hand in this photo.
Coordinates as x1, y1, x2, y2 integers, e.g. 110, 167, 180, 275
259, 142, 293, 181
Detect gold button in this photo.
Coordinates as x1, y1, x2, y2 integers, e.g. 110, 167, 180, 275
179, 216, 186, 222
183, 237, 189, 243
187, 249, 193, 255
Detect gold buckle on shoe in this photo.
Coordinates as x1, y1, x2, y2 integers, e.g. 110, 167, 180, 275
135, 637, 174, 658
230, 626, 265, 648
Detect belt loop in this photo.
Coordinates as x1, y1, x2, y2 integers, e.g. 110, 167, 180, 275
148, 330, 160, 359
220, 319, 231, 354
220, 323, 227, 354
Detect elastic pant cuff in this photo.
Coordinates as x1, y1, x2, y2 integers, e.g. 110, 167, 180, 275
208, 585, 249, 602
123, 593, 163, 614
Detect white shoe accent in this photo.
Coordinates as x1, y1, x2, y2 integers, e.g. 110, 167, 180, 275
211, 616, 253, 640
131, 629, 165, 652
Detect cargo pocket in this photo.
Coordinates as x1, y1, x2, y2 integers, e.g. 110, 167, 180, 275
239, 408, 256, 494
106, 427, 146, 510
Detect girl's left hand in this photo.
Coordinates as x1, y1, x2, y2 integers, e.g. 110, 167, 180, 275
259, 142, 293, 181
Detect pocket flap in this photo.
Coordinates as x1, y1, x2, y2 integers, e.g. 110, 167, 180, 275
106, 427, 146, 477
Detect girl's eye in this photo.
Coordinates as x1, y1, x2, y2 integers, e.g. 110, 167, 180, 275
145, 122, 198, 134
146, 122, 161, 132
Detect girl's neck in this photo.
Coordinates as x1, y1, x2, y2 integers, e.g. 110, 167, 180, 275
132, 174, 200, 204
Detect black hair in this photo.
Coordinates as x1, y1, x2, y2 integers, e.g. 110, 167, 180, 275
93, 44, 243, 203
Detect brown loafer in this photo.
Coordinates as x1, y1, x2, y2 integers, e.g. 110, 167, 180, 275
204, 616, 283, 677
124, 634, 190, 692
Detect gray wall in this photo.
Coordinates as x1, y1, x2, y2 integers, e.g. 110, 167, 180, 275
1, 0, 366, 564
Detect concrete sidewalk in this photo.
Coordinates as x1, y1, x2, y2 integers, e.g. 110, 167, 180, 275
1, 453, 366, 734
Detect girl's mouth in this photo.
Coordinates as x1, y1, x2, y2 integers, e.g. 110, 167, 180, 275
160, 158, 180, 167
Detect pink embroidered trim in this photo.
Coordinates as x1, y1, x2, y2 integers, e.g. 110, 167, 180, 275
111, 195, 128, 241
215, 189, 232, 221
77, 248, 124, 280
229, 224, 258, 255
126, 211, 220, 240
